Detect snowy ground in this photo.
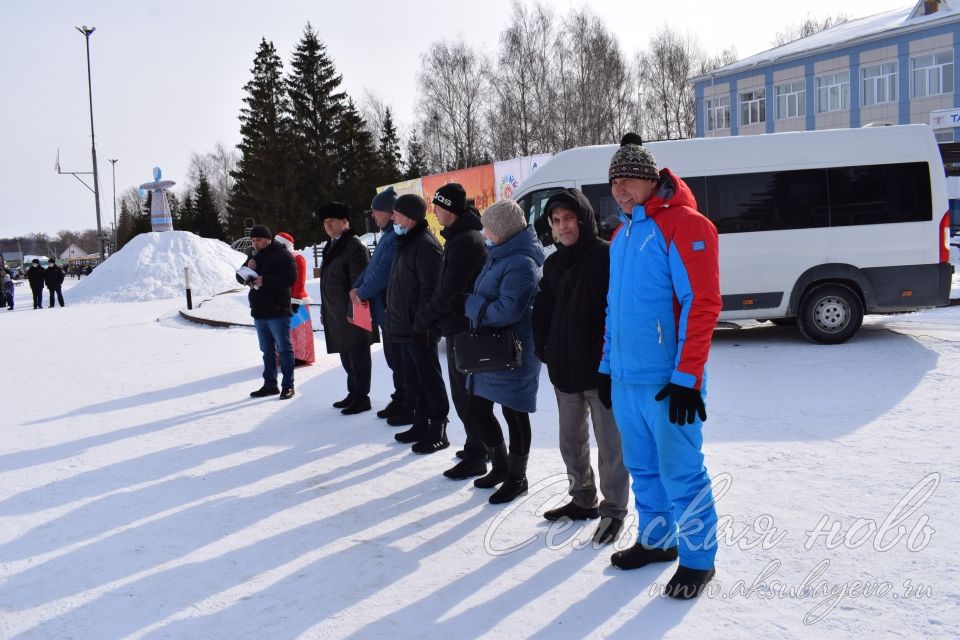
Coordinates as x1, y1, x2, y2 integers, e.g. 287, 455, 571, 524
2, 274, 960, 639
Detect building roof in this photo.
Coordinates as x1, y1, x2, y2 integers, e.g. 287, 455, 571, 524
690, 1, 959, 83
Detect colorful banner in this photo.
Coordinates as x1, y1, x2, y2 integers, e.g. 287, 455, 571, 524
416, 165, 494, 241
377, 177, 423, 198
493, 153, 553, 201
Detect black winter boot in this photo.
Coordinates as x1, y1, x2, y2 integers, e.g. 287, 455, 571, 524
473, 443, 508, 489
412, 418, 450, 454
610, 543, 679, 570
332, 395, 353, 408
489, 454, 528, 504
376, 396, 401, 419
395, 417, 427, 444
443, 457, 488, 480
665, 566, 716, 599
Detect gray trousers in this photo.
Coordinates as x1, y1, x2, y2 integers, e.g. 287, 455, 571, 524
555, 388, 630, 519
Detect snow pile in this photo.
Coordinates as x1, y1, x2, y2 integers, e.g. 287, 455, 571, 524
68, 231, 247, 304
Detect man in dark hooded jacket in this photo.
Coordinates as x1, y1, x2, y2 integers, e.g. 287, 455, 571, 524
417, 183, 489, 478
532, 189, 630, 546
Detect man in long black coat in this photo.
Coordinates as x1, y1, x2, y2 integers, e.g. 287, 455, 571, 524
386, 194, 449, 454
26, 259, 45, 309
319, 202, 379, 415
417, 183, 489, 478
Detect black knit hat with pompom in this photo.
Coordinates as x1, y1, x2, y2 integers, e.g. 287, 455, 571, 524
608, 132, 659, 184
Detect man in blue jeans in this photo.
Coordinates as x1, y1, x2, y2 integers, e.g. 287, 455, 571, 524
238, 224, 298, 399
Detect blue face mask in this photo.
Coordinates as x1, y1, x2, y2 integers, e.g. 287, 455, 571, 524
393, 223, 407, 236
484, 238, 494, 248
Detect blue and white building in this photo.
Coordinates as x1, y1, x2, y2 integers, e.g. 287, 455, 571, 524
690, 0, 960, 231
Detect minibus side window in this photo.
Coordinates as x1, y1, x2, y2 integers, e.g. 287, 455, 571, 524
517, 187, 563, 246
827, 163, 932, 226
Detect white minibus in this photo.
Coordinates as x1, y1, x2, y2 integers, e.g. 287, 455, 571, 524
514, 125, 954, 344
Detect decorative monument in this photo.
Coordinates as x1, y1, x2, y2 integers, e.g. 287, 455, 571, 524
140, 167, 176, 232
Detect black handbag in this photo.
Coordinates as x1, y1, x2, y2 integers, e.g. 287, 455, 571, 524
454, 300, 523, 374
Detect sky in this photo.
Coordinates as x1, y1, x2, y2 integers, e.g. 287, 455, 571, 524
2, 0, 913, 238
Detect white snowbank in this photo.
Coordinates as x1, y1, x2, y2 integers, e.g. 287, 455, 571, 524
68, 231, 247, 304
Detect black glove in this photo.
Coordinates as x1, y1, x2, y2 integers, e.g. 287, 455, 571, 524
655, 383, 706, 426
597, 373, 612, 410
291, 303, 300, 313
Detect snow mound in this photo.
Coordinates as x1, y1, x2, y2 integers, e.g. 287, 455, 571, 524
69, 231, 247, 303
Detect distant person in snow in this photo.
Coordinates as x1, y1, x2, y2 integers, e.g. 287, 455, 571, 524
274, 231, 315, 366
318, 202, 379, 415
531, 188, 629, 545
238, 224, 298, 400
26, 259, 45, 309
44, 259, 66, 308
601, 134, 722, 599
2, 269, 13, 310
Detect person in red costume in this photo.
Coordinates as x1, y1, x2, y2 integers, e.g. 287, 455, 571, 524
275, 232, 316, 365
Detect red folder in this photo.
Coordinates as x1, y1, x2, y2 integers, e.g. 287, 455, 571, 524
348, 300, 373, 331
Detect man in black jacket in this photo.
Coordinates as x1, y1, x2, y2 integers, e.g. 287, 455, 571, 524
319, 202, 379, 415
45, 259, 66, 307
532, 189, 630, 545
417, 183, 489, 478
26, 259, 45, 309
238, 224, 298, 399
387, 194, 450, 454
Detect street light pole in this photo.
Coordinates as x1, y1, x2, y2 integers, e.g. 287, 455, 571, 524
108, 158, 118, 251
77, 25, 105, 260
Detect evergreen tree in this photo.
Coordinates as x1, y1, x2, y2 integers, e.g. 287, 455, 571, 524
130, 191, 153, 237
334, 98, 378, 234
228, 38, 296, 242
404, 131, 428, 180
376, 107, 403, 186
285, 24, 345, 242
178, 192, 196, 234
194, 170, 225, 239
116, 200, 135, 249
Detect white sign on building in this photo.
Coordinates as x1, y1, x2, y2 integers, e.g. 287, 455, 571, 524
929, 108, 960, 129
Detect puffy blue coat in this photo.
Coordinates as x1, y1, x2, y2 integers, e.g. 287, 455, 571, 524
353, 225, 397, 330
464, 226, 545, 413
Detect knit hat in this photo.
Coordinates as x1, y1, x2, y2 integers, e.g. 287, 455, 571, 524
317, 202, 350, 221
608, 132, 659, 184
482, 200, 527, 241
274, 232, 295, 250
432, 183, 467, 215
249, 224, 272, 239
371, 187, 397, 213
393, 193, 427, 222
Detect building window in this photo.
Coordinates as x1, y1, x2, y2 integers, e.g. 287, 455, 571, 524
739, 88, 766, 125
935, 129, 954, 143
775, 80, 806, 119
816, 71, 850, 113
862, 63, 898, 105
911, 50, 954, 98
705, 95, 731, 131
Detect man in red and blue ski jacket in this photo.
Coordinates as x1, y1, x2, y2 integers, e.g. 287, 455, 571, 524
599, 133, 722, 599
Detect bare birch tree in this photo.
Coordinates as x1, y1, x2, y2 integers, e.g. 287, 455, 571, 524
416, 39, 490, 171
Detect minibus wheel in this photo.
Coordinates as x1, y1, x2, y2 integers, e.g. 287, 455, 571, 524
797, 282, 863, 344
